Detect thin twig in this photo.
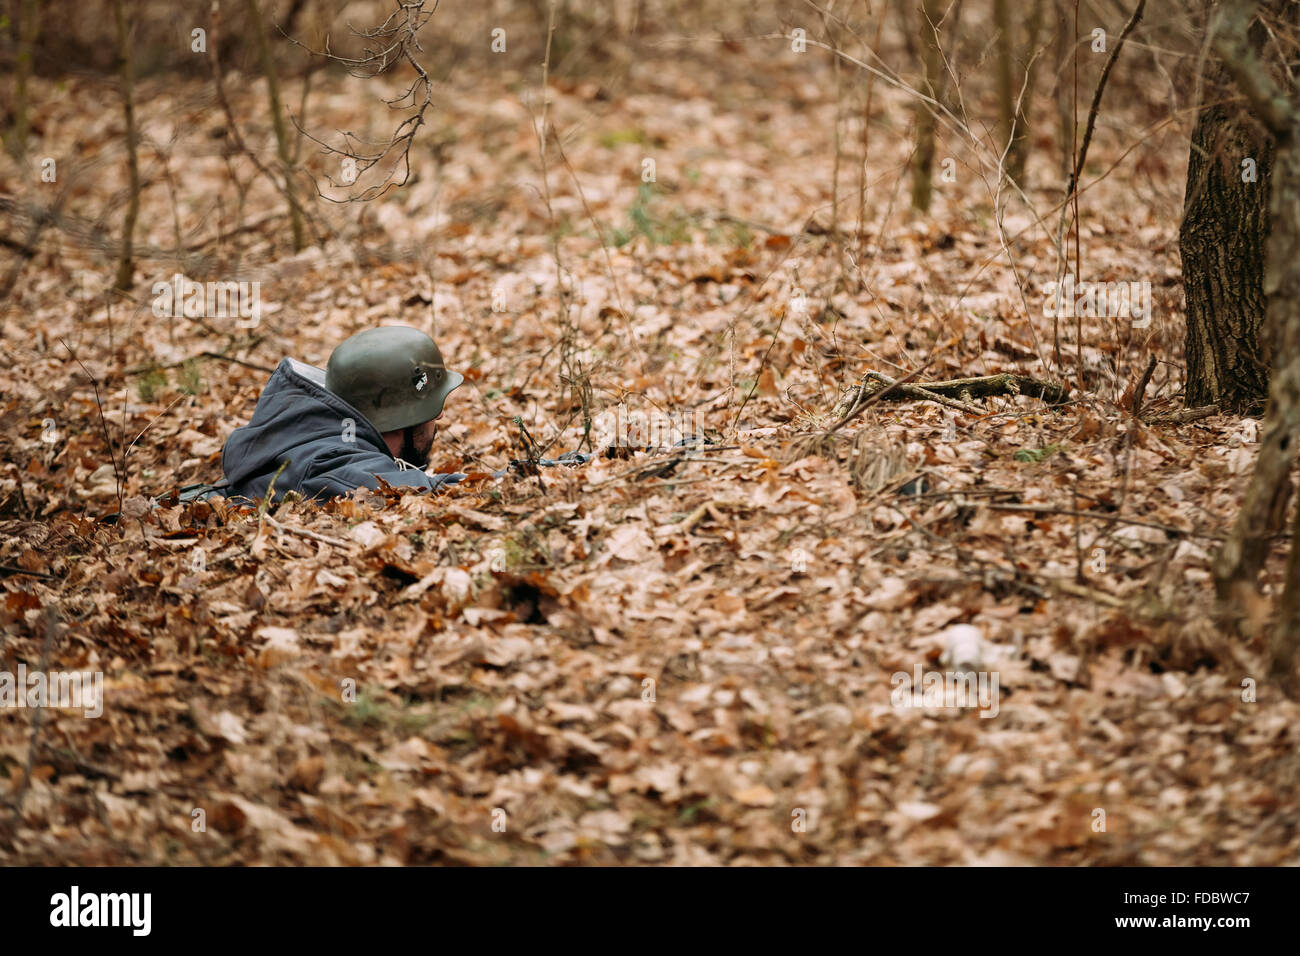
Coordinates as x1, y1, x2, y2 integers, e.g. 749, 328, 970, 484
1130, 353, 1158, 418
61, 339, 125, 515
861, 371, 985, 415
262, 514, 356, 549
1069, 0, 1148, 195
828, 361, 934, 433
984, 502, 1252, 541
125, 350, 275, 376
1148, 404, 1220, 425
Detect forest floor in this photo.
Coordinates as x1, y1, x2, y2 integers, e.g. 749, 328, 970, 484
2, 34, 1298, 865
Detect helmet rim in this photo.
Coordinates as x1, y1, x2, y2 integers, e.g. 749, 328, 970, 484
325, 326, 463, 433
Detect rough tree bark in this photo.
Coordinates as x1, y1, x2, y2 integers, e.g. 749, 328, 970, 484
1180, 59, 1274, 415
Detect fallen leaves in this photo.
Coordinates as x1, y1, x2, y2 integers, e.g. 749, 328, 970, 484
255, 626, 301, 669
601, 522, 657, 564
0, 22, 1296, 871
733, 784, 777, 808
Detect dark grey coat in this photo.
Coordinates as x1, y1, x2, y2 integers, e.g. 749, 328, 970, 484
220, 358, 464, 501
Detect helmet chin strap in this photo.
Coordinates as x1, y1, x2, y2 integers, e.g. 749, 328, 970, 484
397, 426, 430, 469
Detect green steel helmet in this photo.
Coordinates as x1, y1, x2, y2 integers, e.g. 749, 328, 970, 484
325, 326, 464, 433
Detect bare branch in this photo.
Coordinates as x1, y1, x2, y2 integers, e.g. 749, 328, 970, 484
1211, 0, 1297, 137
282, 0, 441, 202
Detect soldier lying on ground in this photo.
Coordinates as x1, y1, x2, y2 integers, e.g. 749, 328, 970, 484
219, 325, 468, 501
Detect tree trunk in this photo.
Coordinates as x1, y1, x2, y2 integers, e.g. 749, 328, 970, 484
1180, 67, 1274, 415
995, 0, 1043, 186
1207, 1, 1300, 684
247, 0, 306, 252
1226, 134, 1300, 697
910, 0, 945, 212
1213, 129, 1297, 601
1053, 0, 1073, 182
995, 0, 1017, 173
6, 0, 39, 159
113, 0, 140, 292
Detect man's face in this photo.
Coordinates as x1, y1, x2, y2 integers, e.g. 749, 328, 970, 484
398, 415, 441, 468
